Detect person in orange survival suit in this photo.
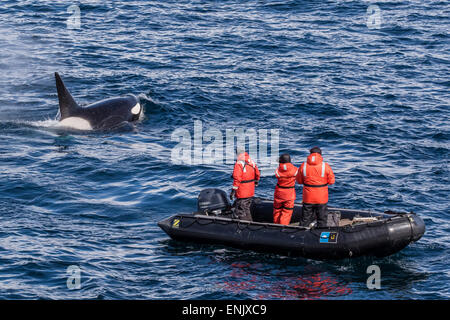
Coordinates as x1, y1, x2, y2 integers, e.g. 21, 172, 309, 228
296, 147, 335, 228
273, 154, 299, 225
230, 148, 261, 221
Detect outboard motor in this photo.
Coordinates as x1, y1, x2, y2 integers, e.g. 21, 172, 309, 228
197, 188, 231, 216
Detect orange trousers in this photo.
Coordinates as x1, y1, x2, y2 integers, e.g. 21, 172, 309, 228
273, 199, 295, 225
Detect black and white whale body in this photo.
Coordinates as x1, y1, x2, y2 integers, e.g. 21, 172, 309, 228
55, 72, 142, 130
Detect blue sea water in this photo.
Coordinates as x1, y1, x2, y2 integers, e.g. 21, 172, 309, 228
0, 0, 449, 299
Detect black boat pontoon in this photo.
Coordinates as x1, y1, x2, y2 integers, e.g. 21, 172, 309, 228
158, 189, 425, 260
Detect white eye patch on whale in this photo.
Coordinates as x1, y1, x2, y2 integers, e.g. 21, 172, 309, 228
130, 102, 142, 122
54, 72, 143, 131
131, 102, 141, 115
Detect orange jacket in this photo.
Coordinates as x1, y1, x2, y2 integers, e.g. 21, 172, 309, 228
232, 152, 260, 199
274, 163, 298, 201
296, 153, 335, 204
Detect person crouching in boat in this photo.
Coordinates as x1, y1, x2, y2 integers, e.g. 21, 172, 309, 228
230, 148, 261, 221
273, 153, 298, 225
296, 147, 335, 228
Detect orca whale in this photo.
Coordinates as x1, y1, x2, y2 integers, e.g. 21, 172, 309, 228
55, 72, 142, 130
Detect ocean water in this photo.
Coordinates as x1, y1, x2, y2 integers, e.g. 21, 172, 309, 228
0, 0, 448, 299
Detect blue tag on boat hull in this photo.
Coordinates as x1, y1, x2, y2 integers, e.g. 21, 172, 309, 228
320, 232, 338, 243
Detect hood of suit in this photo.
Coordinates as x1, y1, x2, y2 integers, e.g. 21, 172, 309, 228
278, 162, 295, 173
307, 153, 323, 165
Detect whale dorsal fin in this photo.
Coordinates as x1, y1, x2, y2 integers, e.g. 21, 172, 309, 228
55, 72, 80, 120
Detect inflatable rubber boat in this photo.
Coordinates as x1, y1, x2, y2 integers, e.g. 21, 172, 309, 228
158, 189, 425, 260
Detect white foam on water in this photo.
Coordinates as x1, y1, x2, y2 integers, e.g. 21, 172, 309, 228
30, 119, 60, 128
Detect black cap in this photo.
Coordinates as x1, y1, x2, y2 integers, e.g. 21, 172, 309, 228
310, 147, 322, 155
279, 153, 291, 163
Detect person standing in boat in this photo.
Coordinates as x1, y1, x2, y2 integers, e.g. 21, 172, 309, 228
273, 153, 298, 225
296, 147, 335, 227
230, 147, 261, 221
